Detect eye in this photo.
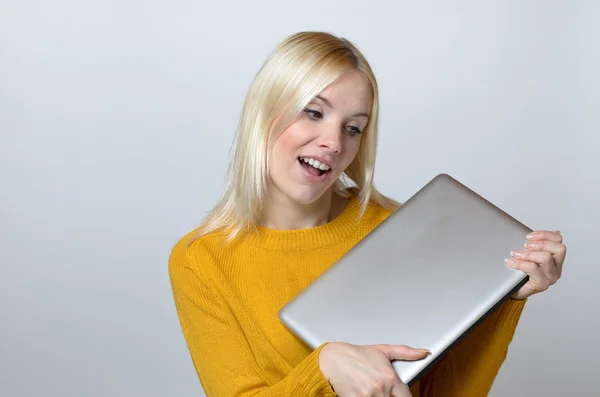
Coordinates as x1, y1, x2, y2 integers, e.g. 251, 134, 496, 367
303, 108, 323, 120
345, 126, 362, 136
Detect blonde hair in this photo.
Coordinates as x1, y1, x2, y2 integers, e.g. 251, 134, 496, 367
196, 31, 400, 241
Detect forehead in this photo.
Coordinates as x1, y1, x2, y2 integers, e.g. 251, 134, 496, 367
317, 69, 373, 111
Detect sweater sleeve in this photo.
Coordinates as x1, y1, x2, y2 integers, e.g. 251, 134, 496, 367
168, 240, 337, 397
419, 298, 527, 397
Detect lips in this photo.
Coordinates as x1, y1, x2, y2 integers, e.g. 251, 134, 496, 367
298, 158, 332, 182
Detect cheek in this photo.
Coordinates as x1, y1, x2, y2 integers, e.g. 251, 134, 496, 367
341, 137, 361, 166
273, 124, 309, 158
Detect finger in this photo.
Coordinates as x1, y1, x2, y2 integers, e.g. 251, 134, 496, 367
511, 249, 559, 284
526, 230, 563, 244
390, 381, 412, 397
506, 259, 551, 297
375, 344, 431, 361
524, 240, 567, 277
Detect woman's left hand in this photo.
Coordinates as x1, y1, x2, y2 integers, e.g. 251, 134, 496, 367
505, 230, 567, 300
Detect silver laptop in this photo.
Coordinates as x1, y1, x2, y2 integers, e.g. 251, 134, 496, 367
278, 173, 531, 387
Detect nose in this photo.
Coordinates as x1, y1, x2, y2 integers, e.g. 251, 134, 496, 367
317, 125, 342, 154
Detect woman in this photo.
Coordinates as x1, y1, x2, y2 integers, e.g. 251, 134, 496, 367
169, 31, 566, 397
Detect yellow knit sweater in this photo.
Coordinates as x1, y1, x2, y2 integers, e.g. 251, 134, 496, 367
169, 194, 526, 397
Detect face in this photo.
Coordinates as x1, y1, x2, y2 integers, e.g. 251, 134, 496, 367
267, 68, 373, 205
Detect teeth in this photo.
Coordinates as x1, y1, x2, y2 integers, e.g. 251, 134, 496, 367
301, 157, 330, 171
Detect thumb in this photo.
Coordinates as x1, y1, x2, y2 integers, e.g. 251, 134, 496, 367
375, 344, 431, 361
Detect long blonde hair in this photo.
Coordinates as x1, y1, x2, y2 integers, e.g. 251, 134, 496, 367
195, 31, 399, 241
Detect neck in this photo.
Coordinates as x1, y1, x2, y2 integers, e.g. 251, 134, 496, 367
259, 189, 340, 230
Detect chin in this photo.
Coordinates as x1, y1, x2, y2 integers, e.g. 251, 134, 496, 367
283, 186, 332, 206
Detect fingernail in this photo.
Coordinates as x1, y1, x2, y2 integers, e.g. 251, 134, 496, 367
416, 348, 431, 354
557, 230, 562, 235
526, 232, 537, 240
511, 250, 523, 258
505, 258, 516, 266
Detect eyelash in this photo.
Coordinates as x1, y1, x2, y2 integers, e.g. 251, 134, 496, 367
302, 108, 363, 136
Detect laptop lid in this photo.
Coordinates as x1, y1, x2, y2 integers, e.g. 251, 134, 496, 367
278, 173, 530, 387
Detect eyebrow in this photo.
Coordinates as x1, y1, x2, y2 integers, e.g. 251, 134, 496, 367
315, 95, 370, 118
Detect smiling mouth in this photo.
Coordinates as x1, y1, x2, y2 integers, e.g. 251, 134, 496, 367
298, 157, 332, 177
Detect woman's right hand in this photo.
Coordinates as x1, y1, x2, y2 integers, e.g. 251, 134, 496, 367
319, 342, 430, 397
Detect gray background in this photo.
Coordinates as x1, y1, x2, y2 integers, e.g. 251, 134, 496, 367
1, 1, 598, 396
